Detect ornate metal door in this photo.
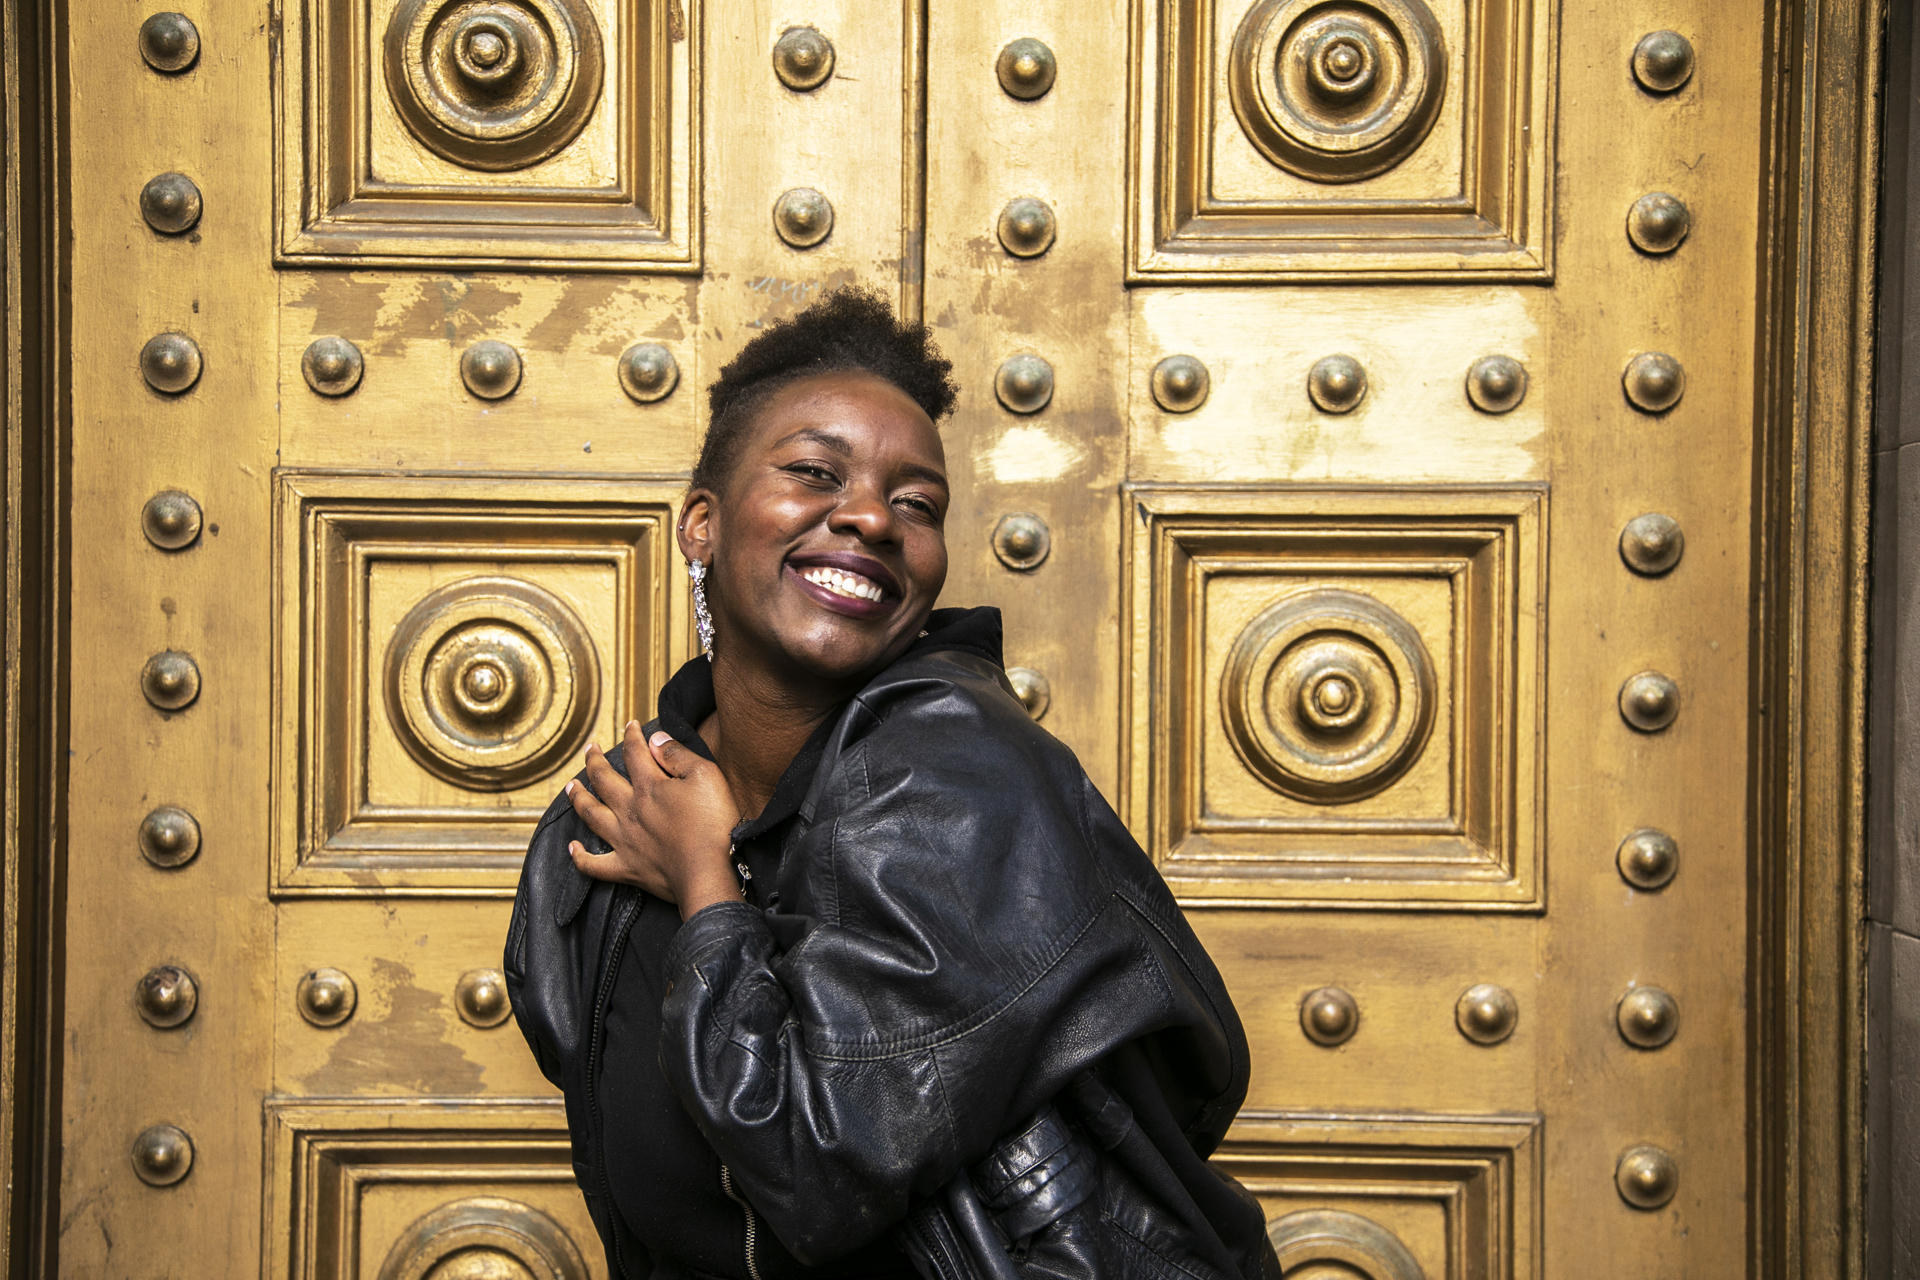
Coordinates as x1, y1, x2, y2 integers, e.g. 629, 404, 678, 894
61, 0, 1763, 1274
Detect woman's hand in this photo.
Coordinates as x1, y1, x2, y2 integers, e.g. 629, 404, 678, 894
565, 722, 743, 920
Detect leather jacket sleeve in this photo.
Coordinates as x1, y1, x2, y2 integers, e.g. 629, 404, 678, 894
656, 655, 1248, 1267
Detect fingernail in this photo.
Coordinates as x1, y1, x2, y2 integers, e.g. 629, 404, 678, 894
650, 731, 672, 747
627, 720, 639, 732
565, 780, 575, 795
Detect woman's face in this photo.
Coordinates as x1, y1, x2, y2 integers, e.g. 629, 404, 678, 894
678, 371, 950, 689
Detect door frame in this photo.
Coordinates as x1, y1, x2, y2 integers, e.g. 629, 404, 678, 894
0, 0, 1885, 1274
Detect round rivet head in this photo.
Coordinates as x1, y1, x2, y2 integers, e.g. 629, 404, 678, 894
301, 336, 365, 397
1465, 355, 1528, 414
140, 332, 202, 395
460, 340, 522, 400
617, 342, 679, 403
131, 1124, 194, 1187
1617, 827, 1678, 890
995, 354, 1055, 414
455, 968, 512, 1028
1619, 512, 1685, 576
139, 172, 202, 234
135, 966, 198, 1029
1455, 983, 1519, 1045
997, 37, 1057, 100
1616, 1145, 1679, 1210
141, 651, 201, 712
773, 187, 834, 249
1300, 986, 1358, 1047
1627, 191, 1691, 254
1632, 30, 1694, 93
142, 490, 203, 551
1619, 670, 1679, 733
1617, 986, 1679, 1049
296, 967, 358, 1028
1151, 355, 1211, 413
1623, 351, 1685, 413
996, 197, 1058, 258
1308, 354, 1367, 414
1007, 667, 1051, 720
772, 26, 834, 91
138, 12, 200, 72
992, 513, 1051, 571
139, 806, 201, 869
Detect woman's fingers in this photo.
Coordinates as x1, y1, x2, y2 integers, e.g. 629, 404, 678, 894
568, 838, 672, 899
565, 778, 621, 847
648, 730, 700, 779
625, 719, 670, 779
581, 741, 633, 804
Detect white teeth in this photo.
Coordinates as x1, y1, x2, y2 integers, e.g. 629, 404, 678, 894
800, 566, 884, 601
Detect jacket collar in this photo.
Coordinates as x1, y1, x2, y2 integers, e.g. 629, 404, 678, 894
649, 605, 1006, 837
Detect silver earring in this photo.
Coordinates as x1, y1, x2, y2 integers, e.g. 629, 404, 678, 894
689, 559, 714, 659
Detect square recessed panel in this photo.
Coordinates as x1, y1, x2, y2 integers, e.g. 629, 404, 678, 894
1124, 485, 1546, 908
1129, 0, 1556, 279
273, 471, 688, 896
274, 0, 700, 268
264, 1100, 608, 1280
1216, 1111, 1541, 1280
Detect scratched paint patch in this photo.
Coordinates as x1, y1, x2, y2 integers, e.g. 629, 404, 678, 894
297, 957, 486, 1096
976, 426, 1089, 485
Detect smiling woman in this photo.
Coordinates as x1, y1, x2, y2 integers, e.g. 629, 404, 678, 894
504, 290, 1281, 1280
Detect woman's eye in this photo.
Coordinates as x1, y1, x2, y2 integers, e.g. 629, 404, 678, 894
897, 496, 940, 518
786, 464, 838, 484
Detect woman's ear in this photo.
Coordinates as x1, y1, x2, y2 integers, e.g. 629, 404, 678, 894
677, 489, 717, 565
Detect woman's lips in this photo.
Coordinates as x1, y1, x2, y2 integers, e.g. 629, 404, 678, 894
785, 563, 898, 619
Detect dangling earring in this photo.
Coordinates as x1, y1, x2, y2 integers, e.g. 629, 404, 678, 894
689, 559, 715, 660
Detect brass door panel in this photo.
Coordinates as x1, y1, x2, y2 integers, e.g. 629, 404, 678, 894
58, 0, 1773, 1272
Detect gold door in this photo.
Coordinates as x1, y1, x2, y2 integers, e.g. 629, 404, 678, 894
53, 0, 1807, 1274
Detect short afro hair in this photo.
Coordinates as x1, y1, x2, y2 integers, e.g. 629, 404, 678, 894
694, 287, 959, 493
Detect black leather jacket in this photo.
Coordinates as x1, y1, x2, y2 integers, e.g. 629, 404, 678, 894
507, 608, 1280, 1280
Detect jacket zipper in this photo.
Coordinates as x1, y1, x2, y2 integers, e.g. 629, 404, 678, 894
586, 889, 641, 1278
719, 1164, 765, 1280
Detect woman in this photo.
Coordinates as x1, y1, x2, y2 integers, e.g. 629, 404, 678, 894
506, 290, 1281, 1280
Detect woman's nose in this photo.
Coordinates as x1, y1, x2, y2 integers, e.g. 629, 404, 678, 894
827, 486, 896, 540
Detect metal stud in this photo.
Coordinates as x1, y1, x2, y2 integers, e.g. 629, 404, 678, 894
142, 490, 203, 551
139, 172, 202, 234
1627, 191, 1691, 255
773, 187, 834, 249
296, 967, 358, 1028
140, 332, 202, 395
996, 38, 1057, 100
455, 968, 512, 1028
1300, 986, 1359, 1047
1619, 670, 1679, 733
1617, 827, 1678, 890
135, 966, 198, 1029
1151, 355, 1211, 413
139, 806, 201, 869
1619, 513, 1685, 576
1615, 1145, 1679, 1210
131, 1124, 194, 1187
617, 342, 679, 403
996, 197, 1057, 258
1617, 986, 1679, 1049
138, 12, 200, 73
1622, 351, 1685, 413
991, 513, 1051, 571
460, 340, 522, 400
302, 336, 365, 397
1007, 667, 1051, 720
1631, 30, 1695, 93
995, 354, 1054, 414
1455, 983, 1519, 1045
1308, 354, 1367, 414
772, 26, 834, 91
1465, 355, 1528, 414
141, 651, 201, 712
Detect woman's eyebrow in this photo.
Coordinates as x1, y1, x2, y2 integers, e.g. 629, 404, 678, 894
896, 462, 949, 488
772, 427, 853, 456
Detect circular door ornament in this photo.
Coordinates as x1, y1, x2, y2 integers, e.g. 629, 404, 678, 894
385, 0, 605, 172
1266, 1208, 1424, 1280
385, 577, 599, 791
1229, 0, 1446, 183
1222, 588, 1435, 804
378, 1197, 587, 1280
